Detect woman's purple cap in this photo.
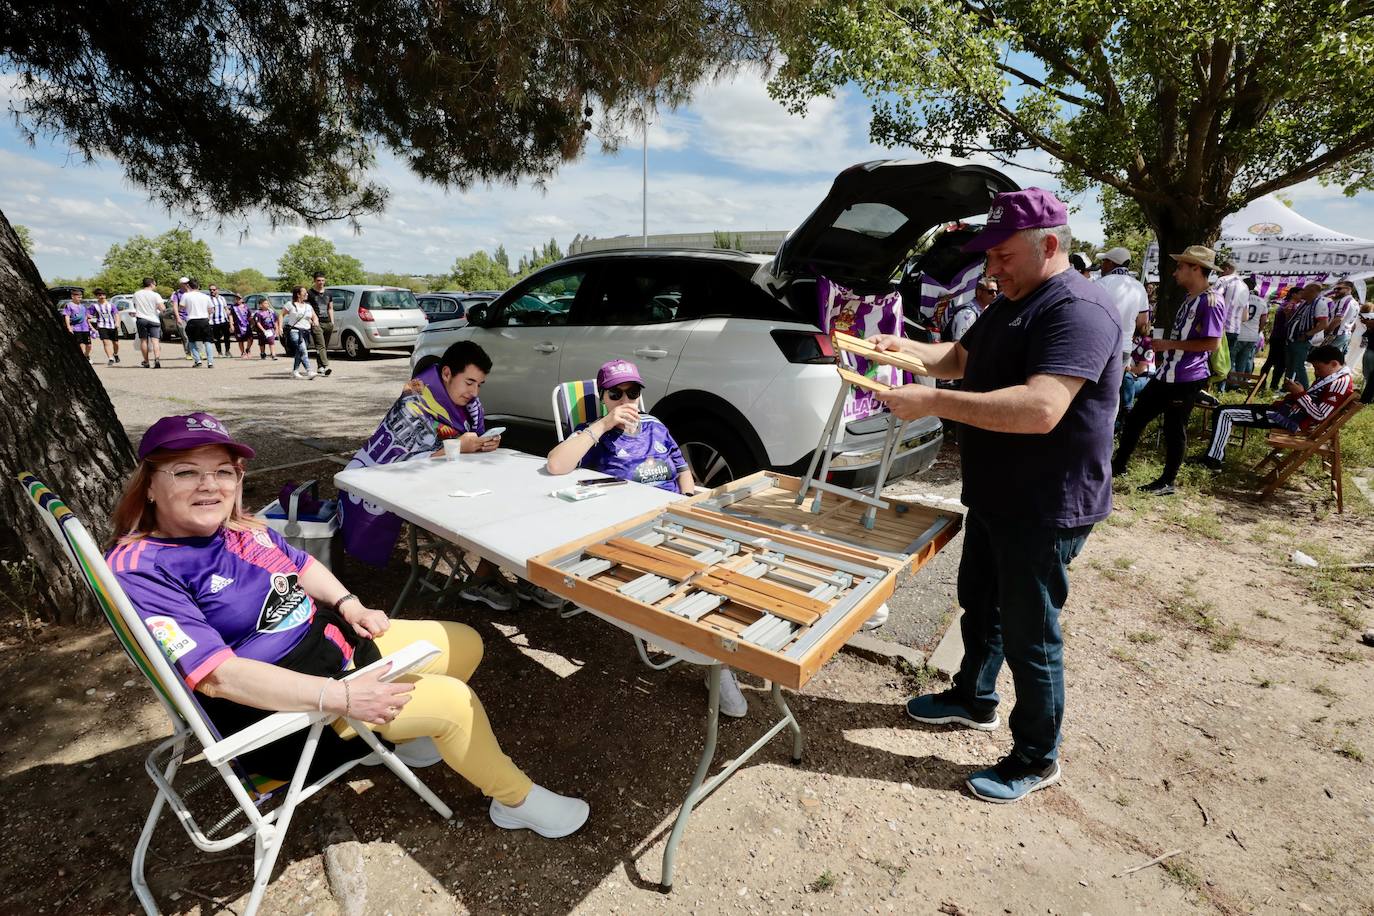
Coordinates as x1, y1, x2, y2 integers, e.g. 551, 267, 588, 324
597, 359, 644, 390
963, 188, 1069, 252
137, 412, 256, 461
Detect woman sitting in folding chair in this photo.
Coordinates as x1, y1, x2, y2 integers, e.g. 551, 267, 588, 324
546, 360, 765, 719
107, 411, 589, 838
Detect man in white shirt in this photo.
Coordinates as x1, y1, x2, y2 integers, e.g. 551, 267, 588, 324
1324, 280, 1360, 355
1094, 247, 1149, 363
1214, 258, 1249, 353
131, 276, 165, 369
1232, 276, 1269, 380
179, 278, 215, 368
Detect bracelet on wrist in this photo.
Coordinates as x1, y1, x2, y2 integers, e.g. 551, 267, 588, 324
343, 681, 351, 718
332, 593, 360, 614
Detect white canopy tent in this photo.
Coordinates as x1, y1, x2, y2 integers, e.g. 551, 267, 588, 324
1142, 195, 1374, 298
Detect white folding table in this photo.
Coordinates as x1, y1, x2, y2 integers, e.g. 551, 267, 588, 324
333, 450, 804, 888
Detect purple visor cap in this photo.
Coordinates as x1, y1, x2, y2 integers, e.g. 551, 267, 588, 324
137, 412, 257, 461
963, 188, 1069, 253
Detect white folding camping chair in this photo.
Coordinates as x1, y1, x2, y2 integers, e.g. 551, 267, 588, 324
18, 471, 453, 916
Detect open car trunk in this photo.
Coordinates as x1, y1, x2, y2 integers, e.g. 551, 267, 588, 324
762, 160, 1019, 296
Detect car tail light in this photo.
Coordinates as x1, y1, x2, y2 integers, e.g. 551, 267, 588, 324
771, 330, 835, 364
358, 306, 374, 322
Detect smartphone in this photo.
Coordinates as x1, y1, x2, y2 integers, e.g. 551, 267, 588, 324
579, 476, 628, 487
480, 426, 506, 440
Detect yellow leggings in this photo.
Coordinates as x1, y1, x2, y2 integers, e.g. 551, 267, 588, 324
334, 619, 532, 806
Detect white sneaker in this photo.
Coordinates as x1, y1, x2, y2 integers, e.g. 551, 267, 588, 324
362, 737, 444, 768
709, 667, 749, 718
307, 370, 317, 379
292, 369, 306, 379
489, 784, 589, 838
861, 602, 890, 631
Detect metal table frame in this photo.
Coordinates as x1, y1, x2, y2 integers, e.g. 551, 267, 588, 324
337, 463, 809, 890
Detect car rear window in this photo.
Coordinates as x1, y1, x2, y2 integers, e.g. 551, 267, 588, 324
361, 289, 419, 310
833, 202, 908, 239
703, 261, 812, 324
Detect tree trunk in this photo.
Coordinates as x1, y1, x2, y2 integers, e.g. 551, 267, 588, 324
0, 208, 135, 624
1148, 207, 1225, 331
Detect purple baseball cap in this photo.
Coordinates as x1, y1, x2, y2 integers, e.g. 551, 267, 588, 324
963, 188, 1069, 252
137, 412, 256, 461
597, 359, 644, 391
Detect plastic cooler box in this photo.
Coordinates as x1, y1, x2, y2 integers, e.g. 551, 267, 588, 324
256, 480, 340, 570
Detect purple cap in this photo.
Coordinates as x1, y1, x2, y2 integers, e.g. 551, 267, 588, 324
963, 188, 1069, 252
597, 359, 644, 391
137, 412, 256, 461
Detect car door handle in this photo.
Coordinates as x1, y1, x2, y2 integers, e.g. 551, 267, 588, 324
533, 342, 558, 353
634, 347, 669, 359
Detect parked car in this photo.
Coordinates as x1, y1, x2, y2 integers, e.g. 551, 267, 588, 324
418, 291, 499, 324
410, 159, 1017, 488
324, 286, 427, 358
47, 285, 84, 306
110, 294, 137, 338
243, 291, 290, 313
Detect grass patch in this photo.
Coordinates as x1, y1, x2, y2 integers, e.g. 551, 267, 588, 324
1127, 631, 1161, 645
1161, 858, 1203, 890
1109, 647, 1149, 672
1255, 677, 1274, 688
1112, 555, 1136, 570
896, 658, 936, 696
1164, 588, 1223, 634
1254, 607, 1280, 621
809, 870, 837, 893
1335, 741, 1365, 763
1298, 544, 1373, 632
1311, 682, 1342, 700
1209, 624, 1241, 652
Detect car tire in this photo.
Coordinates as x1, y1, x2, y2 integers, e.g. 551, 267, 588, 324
342, 331, 365, 360
672, 420, 759, 490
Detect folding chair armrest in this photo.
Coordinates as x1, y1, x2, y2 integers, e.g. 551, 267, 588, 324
203, 640, 441, 767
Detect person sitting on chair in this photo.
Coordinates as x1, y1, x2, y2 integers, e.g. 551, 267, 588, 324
340, 340, 564, 611
543, 360, 769, 719
107, 412, 589, 838
1198, 344, 1353, 470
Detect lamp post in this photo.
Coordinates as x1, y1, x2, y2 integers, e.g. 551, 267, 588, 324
641, 103, 650, 248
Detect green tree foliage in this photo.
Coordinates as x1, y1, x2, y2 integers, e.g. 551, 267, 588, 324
449, 251, 514, 292
94, 228, 221, 294
365, 271, 429, 292
223, 267, 272, 295
14, 224, 32, 256
515, 237, 565, 276
770, 0, 1374, 321
276, 236, 365, 289
493, 244, 510, 273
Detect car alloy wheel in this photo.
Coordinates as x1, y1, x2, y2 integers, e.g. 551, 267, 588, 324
682, 441, 736, 489
343, 331, 364, 359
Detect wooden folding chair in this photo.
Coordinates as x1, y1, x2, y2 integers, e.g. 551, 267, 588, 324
17, 472, 453, 916
1251, 398, 1364, 512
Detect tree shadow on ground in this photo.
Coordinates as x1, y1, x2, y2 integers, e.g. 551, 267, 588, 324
2, 592, 977, 915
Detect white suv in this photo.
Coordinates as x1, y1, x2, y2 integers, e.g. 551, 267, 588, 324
410, 160, 1016, 488
324, 286, 428, 358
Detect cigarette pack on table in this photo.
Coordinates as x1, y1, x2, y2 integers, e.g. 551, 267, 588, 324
552, 485, 607, 502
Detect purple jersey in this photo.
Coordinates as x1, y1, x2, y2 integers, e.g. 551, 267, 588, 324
1157, 290, 1225, 383
252, 309, 278, 338
90, 300, 119, 330
63, 302, 91, 333
108, 526, 334, 690
576, 414, 686, 492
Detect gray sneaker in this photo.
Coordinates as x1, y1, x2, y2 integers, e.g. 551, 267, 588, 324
460, 577, 516, 611
514, 579, 566, 609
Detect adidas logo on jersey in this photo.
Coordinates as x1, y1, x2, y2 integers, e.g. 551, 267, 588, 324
209, 575, 235, 594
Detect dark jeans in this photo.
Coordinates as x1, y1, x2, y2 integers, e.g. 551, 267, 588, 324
952, 510, 1092, 764
1259, 339, 1287, 391
1363, 345, 1374, 404
210, 321, 231, 355
312, 322, 332, 368
1113, 377, 1207, 485
1285, 338, 1311, 388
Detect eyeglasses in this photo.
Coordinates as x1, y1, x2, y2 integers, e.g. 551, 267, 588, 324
155, 467, 242, 487
605, 385, 643, 401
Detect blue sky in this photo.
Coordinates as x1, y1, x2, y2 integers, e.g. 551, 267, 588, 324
4, 68, 1372, 282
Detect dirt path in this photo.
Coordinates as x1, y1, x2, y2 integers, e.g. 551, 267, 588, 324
3, 358, 1372, 914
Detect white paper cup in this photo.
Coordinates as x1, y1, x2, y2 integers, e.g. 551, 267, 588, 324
442, 439, 462, 462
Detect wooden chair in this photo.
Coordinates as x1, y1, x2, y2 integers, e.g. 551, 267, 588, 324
18, 472, 452, 915
1251, 398, 1364, 512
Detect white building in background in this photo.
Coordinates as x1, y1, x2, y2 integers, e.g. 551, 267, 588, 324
567, 230, 789, 256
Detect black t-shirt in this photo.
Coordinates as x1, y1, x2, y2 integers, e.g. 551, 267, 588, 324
307, 288, 332, 322
957, 269, 1122, 527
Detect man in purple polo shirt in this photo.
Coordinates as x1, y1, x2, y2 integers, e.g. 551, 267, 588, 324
1112, 245, 1226, 495
866, 188, 1121, 803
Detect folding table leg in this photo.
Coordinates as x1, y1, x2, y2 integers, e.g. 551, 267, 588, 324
798, 385, 849, 514
390, 526, 424, 617
861, 414, 903, 530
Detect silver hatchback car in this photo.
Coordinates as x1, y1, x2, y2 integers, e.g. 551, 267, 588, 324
323, 286, 428, 359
